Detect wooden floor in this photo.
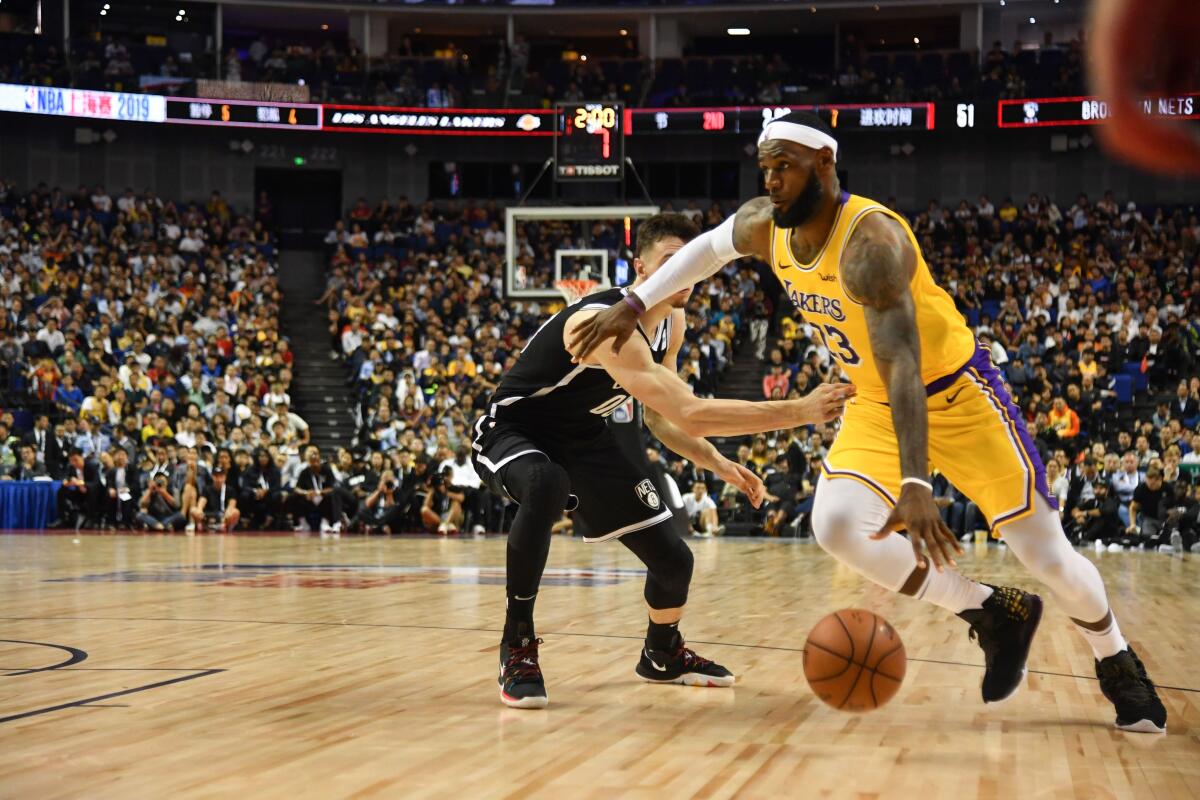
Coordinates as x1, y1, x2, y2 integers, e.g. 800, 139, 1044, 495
1, 531, 1197, 799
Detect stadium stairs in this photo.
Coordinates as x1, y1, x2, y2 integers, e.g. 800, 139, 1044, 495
710, 338, 777, 461
278, 251, 357, 457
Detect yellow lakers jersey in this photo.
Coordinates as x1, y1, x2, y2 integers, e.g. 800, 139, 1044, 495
769, 193, 975, 403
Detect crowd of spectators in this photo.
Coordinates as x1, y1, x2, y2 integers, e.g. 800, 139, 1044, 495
318, 196, 754, 534
0, 179, 321, 532
2, 175, 1199, 549
0, 27, 1110, 109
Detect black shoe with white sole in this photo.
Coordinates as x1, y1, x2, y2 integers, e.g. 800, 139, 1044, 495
635, 635, 734, 687
1096, 647, 1167, 733
498, 636, 548, 709
957, 584, 1043, 703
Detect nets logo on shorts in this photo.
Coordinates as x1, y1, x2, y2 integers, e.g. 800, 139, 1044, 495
635, 479, 661, 510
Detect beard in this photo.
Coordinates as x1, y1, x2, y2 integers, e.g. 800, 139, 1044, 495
771, 168, 824, 229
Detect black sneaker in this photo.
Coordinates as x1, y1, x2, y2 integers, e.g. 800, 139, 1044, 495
1095, 647, 1167, 733
957, 584, 1043, 703
498, 635, 548, 709
636, 635, 735, 687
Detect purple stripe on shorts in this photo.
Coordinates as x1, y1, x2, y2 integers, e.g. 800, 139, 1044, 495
965, 345, 1059, 514
821, 460, 896, 505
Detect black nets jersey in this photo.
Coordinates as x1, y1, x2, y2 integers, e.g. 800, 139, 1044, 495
486, 287, 675, 437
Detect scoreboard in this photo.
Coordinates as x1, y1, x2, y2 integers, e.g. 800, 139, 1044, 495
555, 102, 624, 181
997, 93, 1200, 128
3, 80, 1195, 144
629, 103, 936, 135
165, 98, 322, 130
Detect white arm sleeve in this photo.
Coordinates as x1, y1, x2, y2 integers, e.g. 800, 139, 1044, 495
633, 215, 745, 310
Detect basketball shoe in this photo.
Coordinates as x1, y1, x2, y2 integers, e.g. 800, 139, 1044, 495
498, 634, 548, 709
636, 633, 735, 687
957, 584, 1043, 703
1096, 647, 1167, 733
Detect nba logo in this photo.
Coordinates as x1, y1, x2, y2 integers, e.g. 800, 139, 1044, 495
1023, 102, 1039, 124
635, 479, 661, 510
611, 398, 634, 424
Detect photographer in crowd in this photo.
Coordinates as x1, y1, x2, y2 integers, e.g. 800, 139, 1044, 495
137, 473, 186, 531
356, 468, 406, 534
421, 465, 465, 535
190, 465, 240, 533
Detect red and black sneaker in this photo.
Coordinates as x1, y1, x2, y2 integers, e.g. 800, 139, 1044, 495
498, 635, 548, 709
635, 634, 735, 687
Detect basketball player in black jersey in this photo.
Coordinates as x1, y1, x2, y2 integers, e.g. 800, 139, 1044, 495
473, 213, 854, 708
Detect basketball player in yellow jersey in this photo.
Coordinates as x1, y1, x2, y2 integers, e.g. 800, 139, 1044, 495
570, 110, 1167, 733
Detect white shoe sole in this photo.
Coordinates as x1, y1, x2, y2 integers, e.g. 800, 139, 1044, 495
499, 689, 548, 709
1115, 718, 1166, 734
638, 671, 735, 688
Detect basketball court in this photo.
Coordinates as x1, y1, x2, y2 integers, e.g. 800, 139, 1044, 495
2, 531, 1196, 798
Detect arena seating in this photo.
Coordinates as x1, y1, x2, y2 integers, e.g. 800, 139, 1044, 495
1, 172, 1197, 547
0, 29, 1089, 108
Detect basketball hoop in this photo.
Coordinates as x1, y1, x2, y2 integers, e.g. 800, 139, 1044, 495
553, 278, 599, 305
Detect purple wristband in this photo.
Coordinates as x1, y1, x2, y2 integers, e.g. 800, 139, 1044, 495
623, 293, 647, 315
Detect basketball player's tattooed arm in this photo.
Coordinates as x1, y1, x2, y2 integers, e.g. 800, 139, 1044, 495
842, 214, 962, 571
730, 195, 776, 258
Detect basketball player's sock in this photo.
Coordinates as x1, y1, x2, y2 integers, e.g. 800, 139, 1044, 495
914, 567, 993, 614
503, 590, 537, 643
646, 618, 680, 651
999, 495, 1129, 659
1075, 614, 1128, 660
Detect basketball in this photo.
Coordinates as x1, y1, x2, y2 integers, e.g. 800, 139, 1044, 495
803, 609, 906, 712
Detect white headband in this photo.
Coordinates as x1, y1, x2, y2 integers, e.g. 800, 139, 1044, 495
758, 120, 838, 161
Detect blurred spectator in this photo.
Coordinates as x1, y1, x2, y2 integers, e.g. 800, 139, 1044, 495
138, 472, 185, 531
683, 481, 720, 537
289, 446, 343, 534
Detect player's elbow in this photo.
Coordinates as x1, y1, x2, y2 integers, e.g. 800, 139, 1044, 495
672, 401, 709, 437
657, 398, 700, 438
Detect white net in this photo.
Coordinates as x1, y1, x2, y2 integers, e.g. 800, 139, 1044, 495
553, 278, 600, 305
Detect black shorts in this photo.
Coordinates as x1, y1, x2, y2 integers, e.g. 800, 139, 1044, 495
471, 415, 672, 543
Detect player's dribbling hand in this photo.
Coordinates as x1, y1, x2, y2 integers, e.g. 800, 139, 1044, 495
567, 300, 640, 362
796, 382, 856, 424
870, 482, 963, 571
715, 460, 765, 508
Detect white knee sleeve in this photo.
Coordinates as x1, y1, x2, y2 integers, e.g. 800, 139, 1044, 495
1000, 494, 1110, 623
811, 477, 919, 592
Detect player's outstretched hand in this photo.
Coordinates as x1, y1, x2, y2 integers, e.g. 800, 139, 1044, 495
715, 460, 765, 508
567, 300, 640, 362
869, 482, 963, 571
796, 382, 856, 425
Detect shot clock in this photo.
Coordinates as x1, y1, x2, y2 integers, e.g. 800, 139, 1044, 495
555, 102, 625, 181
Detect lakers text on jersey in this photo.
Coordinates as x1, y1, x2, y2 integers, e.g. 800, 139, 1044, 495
769, 193, 1055, 529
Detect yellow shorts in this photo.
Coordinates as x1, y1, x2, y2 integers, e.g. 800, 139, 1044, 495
821, 346, 1056, 530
